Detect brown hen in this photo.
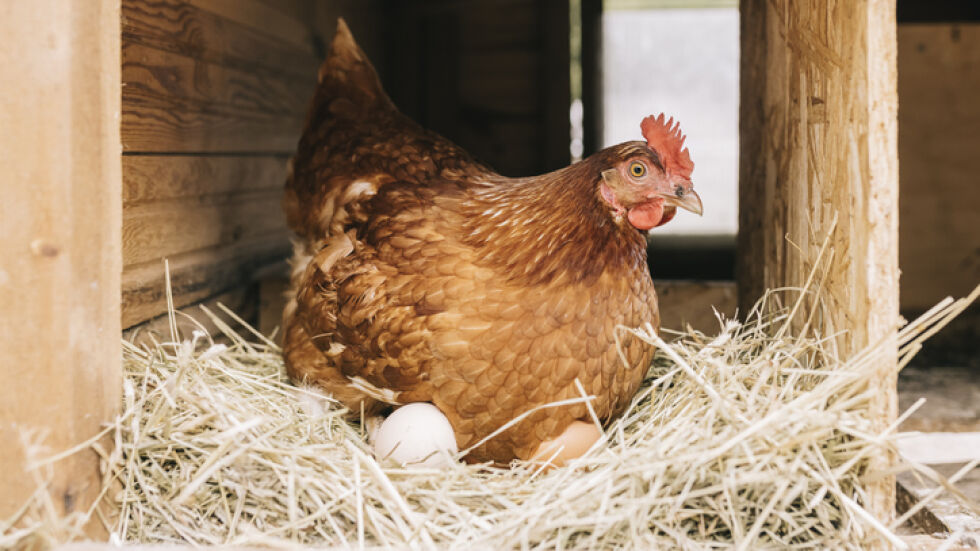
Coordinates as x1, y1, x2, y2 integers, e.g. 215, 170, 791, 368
282, 20, 703, 464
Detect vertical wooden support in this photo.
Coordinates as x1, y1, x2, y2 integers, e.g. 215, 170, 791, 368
580, 0, 603, 157
738, 0, 899, 528
0, 0, 121, 536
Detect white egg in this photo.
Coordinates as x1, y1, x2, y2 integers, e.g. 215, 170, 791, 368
372, 403, 458, 468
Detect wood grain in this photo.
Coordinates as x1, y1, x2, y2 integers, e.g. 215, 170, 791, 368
122, 84, 307, 153
122, 0, 317, 78
123, 190, 287, 267
123, 155, 288, 205
123, 42, 312, 117
122, 233, 290, 329
121, 155, 291, 328
0, 0, 121, 536
739, 0, 900, 531
121, 0, 318, 153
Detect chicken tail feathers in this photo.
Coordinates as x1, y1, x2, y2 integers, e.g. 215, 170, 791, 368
310, 18, 396, 122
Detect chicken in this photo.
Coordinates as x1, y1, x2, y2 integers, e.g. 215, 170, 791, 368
282, 20, 703, 465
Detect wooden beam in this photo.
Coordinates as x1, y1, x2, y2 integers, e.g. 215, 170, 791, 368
0, 0, 121, 537
738, 0, 899, 529
540, 0, 572, 172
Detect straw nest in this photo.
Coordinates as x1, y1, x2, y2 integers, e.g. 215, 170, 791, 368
5, 281, 979, 550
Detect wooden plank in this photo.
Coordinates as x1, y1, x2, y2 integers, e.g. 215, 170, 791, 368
0, 0, 121, 537
738, 0, 899, 531
122, 0, 317, 79
580, 0, 603, 157
121, 0, 318, 153
122, 42, 312, 118
256, 261, 291, 340
123, 155, 288, 205
124, 285, 261, 350
897, 24, 980, 312
122, 85, 306, 153
122, 234, 290, 328
123, 190, 287, 267
187, 0, 313, 50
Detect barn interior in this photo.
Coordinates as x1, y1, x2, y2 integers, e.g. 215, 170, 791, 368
119, 0, 977, 533
1, 0, 977, 544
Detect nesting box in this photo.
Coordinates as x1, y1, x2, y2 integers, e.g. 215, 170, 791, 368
1, 0, 913, 540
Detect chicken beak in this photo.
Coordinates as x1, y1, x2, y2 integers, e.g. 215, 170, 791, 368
657, 189, 703, 216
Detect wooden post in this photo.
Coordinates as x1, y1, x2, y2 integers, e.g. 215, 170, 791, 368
738, 0, 899, 528
0, 0, 121, 537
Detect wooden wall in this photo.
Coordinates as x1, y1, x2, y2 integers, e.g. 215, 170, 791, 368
120, 0, 570, 330
120, 0, 385, 329
897, 23, 980, 313
739, 0, 899, 526
383, 0, 571, 177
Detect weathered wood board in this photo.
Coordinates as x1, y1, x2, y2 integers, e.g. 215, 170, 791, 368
739, 0, 900, 527
0, 0, 121, 536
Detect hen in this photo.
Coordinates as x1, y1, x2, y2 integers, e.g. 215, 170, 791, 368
282, 20, 703, 464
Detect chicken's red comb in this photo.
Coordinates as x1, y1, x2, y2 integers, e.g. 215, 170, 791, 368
641, 113, 694, 180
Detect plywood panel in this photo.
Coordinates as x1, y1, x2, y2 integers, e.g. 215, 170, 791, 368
739, 0, 899, 528
897, 24, 980, 312
0, 0, 121, 536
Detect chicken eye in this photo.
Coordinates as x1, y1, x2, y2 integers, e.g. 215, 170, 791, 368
628, 162, 647, 179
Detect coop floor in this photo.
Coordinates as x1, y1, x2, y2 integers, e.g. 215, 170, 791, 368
897, 365, 980, 539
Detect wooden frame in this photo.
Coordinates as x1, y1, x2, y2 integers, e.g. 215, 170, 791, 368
0, 0, 122, 536
739, 0, 900, 525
